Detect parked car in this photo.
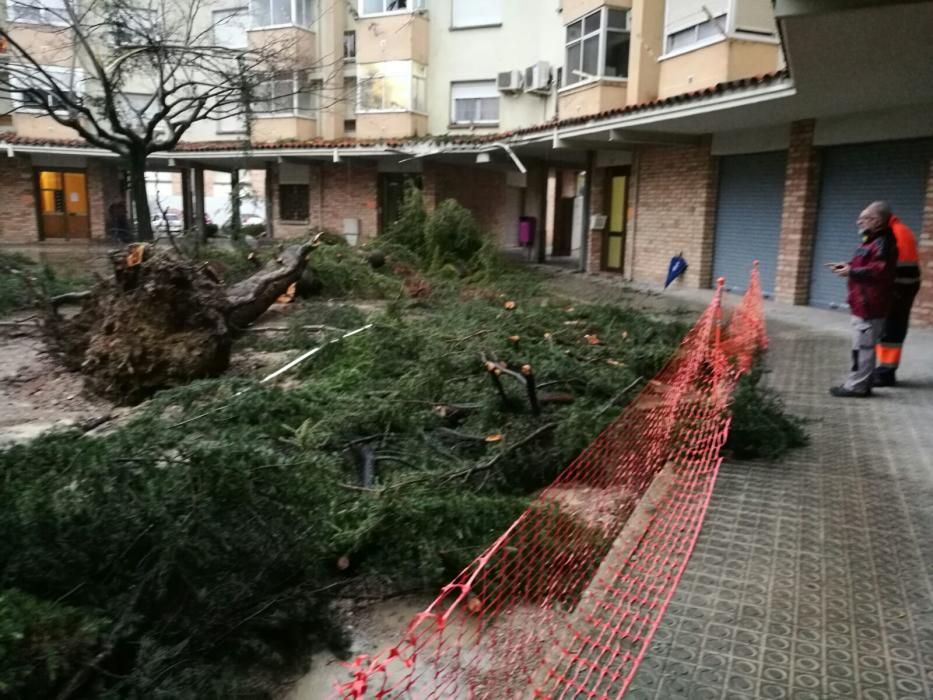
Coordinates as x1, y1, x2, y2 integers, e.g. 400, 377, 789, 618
151, 210, 216, 238
240, 213, 264, 226
152, 210, 184, 237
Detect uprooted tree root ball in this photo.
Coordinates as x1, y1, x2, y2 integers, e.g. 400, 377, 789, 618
43, 241, 316, 404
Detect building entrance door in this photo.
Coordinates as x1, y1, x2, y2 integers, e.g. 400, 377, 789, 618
379, 173, 422, 235
37, 170, 90, 239
603, 168, 628, 272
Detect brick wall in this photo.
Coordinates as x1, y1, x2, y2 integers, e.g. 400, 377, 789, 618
775, 121, 820, 305
0, 156, 39, 243
915, 157, 933, 325
629, 141, 717, 288
586, 166, 606, 273
319, 161, 379, 243
426, 163, 512, 243
88, 161, 123, 240
268, 161, 379, 243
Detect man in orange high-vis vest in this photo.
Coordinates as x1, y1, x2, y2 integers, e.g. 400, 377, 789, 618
875, 208, 922, 386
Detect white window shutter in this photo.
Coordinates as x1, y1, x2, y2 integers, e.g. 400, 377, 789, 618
452, 0, 502, 28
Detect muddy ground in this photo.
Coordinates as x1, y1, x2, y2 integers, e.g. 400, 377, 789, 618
0, 318, 114, 445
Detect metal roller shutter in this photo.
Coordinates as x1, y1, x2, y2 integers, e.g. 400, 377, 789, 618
809, 140, 931, 309
713, 151, 786, 296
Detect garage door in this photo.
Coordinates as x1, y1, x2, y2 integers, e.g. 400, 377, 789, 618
809, 140, 931, 309
712, 151, 786, 296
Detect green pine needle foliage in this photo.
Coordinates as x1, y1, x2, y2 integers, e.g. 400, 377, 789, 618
726, 361, 809, 460
0, 201, 806, 697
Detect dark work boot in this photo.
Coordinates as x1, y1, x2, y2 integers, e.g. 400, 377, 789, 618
873, 371, 897, 387
830, 386, 872, 398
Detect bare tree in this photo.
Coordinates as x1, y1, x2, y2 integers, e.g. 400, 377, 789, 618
0, 0, 312, 240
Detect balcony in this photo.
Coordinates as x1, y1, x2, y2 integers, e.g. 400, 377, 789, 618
657, 37, 781, 100
248, 25, 316, 64
356, 112, 427, 140
356, 13, 429, 64
558, 79, 629, 119
252, 116, 317, 142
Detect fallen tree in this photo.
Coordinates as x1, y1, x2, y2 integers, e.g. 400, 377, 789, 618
44, 240, 318, 404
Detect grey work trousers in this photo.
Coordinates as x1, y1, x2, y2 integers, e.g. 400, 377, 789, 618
843, 316, 884, 393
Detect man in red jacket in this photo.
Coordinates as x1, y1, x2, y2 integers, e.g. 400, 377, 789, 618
874, 211, 922, 386
828, 201, 898, 398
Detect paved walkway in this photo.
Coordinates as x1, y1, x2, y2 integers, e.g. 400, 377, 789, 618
544, 269, 933, 700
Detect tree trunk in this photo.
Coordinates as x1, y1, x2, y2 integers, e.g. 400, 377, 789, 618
226, 241, 316, 329
231, 170, 242, 238
129, 151, 153, 242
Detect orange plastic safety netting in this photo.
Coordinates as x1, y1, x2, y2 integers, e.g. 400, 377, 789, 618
335, 264, 768, 700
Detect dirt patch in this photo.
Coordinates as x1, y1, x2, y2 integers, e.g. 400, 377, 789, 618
0, 323, 112, 445
283, 595, 434, 700
539, 484, 636, 533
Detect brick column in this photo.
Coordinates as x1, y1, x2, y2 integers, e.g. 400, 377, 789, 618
696, 138, 718, 288
775, 120, 821, 305
914, 157, 933, 326
586, 166, 606, 273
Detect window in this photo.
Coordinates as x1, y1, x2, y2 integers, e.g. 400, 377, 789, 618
214, 7, 249, 48
451, 0, 501, 28
344, 31, 356, 61
14, 66, 82, 112
665, 14, 726, 53
111, 6, 160, 46
254, 71, 314, 116
279, 184, 309, 221
450, 80, 498, 125
359, 0, 424, 16
564, 8, 630, 86
251, 0, 314, 28
357, 61, 426, 113
8, 0, 66, 25
344, 77, 357, 131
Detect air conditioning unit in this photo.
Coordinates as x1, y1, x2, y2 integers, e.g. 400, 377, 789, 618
524, 61, 552, 95
497, 70, 523, 94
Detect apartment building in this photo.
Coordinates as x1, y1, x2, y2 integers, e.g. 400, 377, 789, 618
2, 1, 933, 325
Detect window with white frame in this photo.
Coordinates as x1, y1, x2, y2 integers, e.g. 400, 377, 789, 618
251, 0, 314, 28
254, 71, 314, 116
451, 0, 501, 28
357, 61, 426, 113
564, 8, 630, 86
110, 5, 160, 46
359, 0, 424, 17
344, 31, 356, 60
450, 80, 498, 125
14, 66, 82, 111
7, 0, 67, 25
665, 14, 726, 53
213, 7, 249, 48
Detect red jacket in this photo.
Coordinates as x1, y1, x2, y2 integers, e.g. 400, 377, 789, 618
847, 228, 897, 320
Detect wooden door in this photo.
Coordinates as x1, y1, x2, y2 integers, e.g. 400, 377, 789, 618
37, 170, 90, 239
603, 169, 628, 272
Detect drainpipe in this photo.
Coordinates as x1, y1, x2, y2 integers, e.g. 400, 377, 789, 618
579, 150, 595, 273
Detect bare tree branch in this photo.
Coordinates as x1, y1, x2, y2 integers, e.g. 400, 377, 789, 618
0, 0, 317, 238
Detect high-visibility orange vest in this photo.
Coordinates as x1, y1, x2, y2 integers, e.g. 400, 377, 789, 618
890, 215, 920, 284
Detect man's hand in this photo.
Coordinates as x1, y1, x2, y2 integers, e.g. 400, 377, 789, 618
833, 263, 851, 277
